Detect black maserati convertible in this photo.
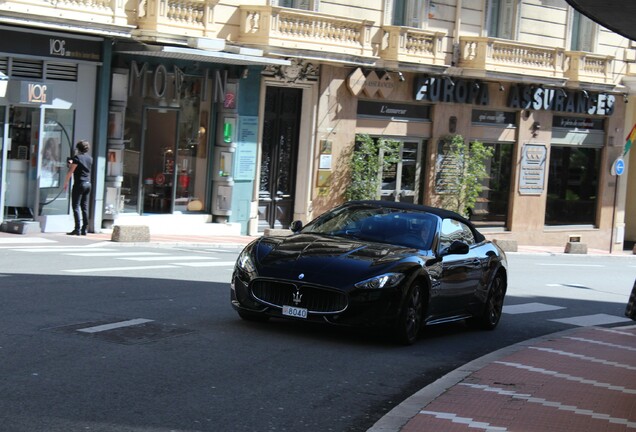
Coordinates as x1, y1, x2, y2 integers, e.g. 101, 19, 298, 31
230, 200, 508, 344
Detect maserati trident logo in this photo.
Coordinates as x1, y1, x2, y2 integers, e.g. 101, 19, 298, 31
292, 289, 303, 306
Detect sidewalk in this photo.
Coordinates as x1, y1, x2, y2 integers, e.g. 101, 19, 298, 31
0, 230, 256, 248
369, 323, 636, 432
1, 230, 633, 255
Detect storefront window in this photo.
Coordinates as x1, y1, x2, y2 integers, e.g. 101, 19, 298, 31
0, 106, 4, 217
122, 70, 208, 215
470, 142, 512, 227
545, 146, 600, 225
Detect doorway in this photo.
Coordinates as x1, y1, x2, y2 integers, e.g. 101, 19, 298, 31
379, 140, 426, 203
140, 108, 179, 214
258, 87, 302, 230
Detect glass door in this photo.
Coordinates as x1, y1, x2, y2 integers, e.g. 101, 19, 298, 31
4, 106, 39, 220
39, 108, 74, 217
380, 140, 424, 204
141, 108, 179, 214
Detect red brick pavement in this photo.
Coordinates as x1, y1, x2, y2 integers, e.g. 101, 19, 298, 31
396, 325, 636, 432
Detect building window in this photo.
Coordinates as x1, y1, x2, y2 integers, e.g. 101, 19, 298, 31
392, 0, 427, 28
469, 142, 513, 227
487, 0, 517, 39
278, 0, 316, 10
571, 9, 596, 52
545, 146, 601, 226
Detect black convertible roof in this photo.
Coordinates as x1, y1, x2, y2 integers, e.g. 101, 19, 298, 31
345, 200, 486, 243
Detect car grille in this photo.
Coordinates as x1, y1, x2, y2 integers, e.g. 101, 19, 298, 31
250, 280, 348, 314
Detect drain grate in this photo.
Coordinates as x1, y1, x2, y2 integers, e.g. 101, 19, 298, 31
45, 318, 194, 345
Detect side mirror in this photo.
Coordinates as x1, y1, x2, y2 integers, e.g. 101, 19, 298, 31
439, 240, 469, 257
290, 220, 303, 233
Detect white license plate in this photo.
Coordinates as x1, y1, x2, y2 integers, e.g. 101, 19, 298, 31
282, 305, 308, 319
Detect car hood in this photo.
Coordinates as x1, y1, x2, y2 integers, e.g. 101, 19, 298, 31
251, 233, 429, 287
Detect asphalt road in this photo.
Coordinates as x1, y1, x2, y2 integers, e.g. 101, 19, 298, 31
0, 240, 634, 432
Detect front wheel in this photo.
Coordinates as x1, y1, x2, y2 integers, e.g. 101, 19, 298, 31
469, 274, 505, 330
394, 283, 425, 345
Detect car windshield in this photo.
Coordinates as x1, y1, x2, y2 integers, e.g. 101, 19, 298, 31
302, 205, 437, 250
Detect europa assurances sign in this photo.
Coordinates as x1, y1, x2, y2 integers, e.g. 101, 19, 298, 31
519, 144, 548, 195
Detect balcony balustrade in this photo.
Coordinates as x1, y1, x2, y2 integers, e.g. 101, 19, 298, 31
239, 6, 374, 58
0, 0, 128, 27
459, 36, 615, 84
459, 37, 565, 78
380, 26, 445, 65
136, 0, 218, 38
564, 52, 614, 84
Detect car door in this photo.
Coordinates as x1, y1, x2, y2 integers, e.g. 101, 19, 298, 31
434, 218, 483, 317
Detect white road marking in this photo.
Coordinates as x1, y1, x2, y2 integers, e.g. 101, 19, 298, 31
460, 383, 636, 428
118, 256, 213, 262
494, 361, 636, 394
537, 263, 604, 267
528, 346, 636, 371
0, 238, 56, 244
592, 327, 636, 337
418, 411, 507, 431
503, 302, 565, 315
550, 314, 632, 326
10, 247, 119, 253
174, 261, 236, 267
564, 336, 636, 352
65, 252, 165, 257
64, 265, 177, 273
77, 318, 153, 333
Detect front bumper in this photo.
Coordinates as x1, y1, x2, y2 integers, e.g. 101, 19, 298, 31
231, 272, 404, 328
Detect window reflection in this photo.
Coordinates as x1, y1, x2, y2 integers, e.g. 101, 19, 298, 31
440, 218, 475, 251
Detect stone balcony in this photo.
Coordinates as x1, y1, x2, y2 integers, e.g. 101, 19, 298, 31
238, 5, 374, 58
136, 0, 218, 38
0, 0, 128, 28
458, 36, 615, 84
459, 36, 565, 78
563, 51, 614, 84
380, 26, 446, 65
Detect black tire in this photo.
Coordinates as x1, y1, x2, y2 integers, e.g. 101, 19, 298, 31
470, 274, 505, 330
238, 310, 270, 323
394, 282, 425, 345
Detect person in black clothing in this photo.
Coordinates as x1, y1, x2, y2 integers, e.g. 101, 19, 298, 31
64, 140, 93, 235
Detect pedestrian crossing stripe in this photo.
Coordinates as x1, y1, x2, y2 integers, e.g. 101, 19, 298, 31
550, 314, 632, 327
503, 303, 565, 314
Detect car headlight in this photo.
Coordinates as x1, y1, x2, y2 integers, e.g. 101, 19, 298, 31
237, 251, 256, 273
355, 273, 405, 289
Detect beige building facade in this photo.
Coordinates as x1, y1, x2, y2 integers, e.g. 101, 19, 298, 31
235, 0, 636, 252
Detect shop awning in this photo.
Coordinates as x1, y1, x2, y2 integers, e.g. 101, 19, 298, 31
115, 43, 291, 67
566, 0, 636, 41
0, 16, 133, 39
